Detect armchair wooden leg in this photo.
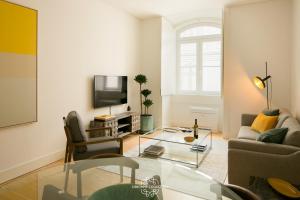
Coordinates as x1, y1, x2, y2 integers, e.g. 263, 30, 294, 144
67, 146, 73, 163
64, 143, 68, 163
64, 143, 69, 171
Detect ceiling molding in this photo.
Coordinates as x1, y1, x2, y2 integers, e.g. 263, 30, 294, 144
175, 18, 222, 30
102, 0, 269, 24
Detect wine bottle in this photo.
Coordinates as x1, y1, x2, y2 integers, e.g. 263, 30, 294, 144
193, 119, 198, 139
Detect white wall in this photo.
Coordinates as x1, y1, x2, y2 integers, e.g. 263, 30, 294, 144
0, 0, 141, 183
291, 0, 300, 121
223, 0, 292, 138
140, 18, 162, 127
162, 96, 171, 126
161, 18, 176, 127
161, 18, 176, 96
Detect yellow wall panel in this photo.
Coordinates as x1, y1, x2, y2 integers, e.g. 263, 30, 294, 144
0, 0, 37, 55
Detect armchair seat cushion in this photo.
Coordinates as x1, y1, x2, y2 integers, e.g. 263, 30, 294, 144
74, 141, 120, 161
237, 126, 260, 140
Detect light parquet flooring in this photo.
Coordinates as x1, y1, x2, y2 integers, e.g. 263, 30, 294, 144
0, 132, 223, 200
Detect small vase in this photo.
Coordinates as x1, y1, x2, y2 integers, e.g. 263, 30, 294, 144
140, 115, 154, 133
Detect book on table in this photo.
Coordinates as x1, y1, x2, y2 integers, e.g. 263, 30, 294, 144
191, 144, 207, 152
94, 115, 115, 121
144, 145, 165, 156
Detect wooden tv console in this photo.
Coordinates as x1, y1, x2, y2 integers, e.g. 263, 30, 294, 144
89, 112, 140, 138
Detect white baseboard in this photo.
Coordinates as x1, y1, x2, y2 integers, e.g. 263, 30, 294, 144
0, 150, 65, 184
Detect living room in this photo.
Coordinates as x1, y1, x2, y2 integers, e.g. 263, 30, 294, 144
0, 0, 300, 199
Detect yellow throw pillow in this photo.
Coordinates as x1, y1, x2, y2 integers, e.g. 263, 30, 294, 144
251, 113, 278, 133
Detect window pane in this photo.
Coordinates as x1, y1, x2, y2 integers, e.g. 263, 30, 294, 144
180, 67, 196, 91
180, 43, 196, 66
180, 26, 221, 38
181, 56, 196, 66
203, 41, 221, 67
202, 67, 221, 92
180, 43, 196, 55
179, 43, 197, 91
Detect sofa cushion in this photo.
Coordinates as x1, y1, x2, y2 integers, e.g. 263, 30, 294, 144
238, 126, 260, 140
275, 109, 292, 128
251, 113, 278, 133
281, 118, 300, 147
257, 128, 288, 144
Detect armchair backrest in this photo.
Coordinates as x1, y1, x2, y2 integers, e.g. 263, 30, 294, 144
63, 111, 88, 152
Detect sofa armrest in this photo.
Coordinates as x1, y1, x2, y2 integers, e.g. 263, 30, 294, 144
241, 114, 257, 126
228, 149, 300, 187
228, 139, 300, 155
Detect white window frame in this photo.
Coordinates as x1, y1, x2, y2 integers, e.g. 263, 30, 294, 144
176, 22, 222, 96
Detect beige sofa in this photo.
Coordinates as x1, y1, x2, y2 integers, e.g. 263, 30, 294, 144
228, 109, 300, 188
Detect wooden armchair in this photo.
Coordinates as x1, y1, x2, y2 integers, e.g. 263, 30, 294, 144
63, 111, 123, 163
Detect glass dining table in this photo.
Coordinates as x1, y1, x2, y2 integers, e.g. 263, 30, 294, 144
39, 157, 242, 200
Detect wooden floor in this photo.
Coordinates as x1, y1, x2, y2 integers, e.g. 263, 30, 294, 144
0, 132, 223, 200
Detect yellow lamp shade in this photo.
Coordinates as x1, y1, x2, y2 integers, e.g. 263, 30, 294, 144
253, 76, 265, 90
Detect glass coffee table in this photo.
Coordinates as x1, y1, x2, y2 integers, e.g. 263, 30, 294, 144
139, 128, 212, 168
38, 157, 242, 200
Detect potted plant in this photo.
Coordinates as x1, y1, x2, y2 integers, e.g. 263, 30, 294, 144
134, 74, 154, 133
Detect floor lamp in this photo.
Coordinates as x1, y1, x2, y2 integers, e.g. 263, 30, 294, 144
253, 62, 272, 110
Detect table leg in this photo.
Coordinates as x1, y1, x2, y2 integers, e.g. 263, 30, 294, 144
210, 131, 213, 149
196, 146, 199, 168
77, 172, 82, 199
63, 164, 70, 192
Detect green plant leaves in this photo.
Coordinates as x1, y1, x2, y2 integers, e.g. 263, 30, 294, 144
141, 89, 152, 98
143, 99, 154, 108
134, 74, 147, 84
134, 74, 153, 115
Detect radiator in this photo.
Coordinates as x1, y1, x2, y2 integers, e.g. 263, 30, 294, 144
189, 106, 218, 130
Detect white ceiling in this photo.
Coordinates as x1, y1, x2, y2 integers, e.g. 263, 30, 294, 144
103, 0, 267, 23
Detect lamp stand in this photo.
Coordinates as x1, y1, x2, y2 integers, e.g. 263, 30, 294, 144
265, 62, 273, 110
266, 62, 269, 110
253, 62, 272, 110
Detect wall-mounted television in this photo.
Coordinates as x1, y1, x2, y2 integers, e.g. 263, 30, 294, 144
93, 75, 128, 108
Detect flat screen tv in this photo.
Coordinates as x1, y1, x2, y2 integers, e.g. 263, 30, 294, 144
93, 75, 128, 108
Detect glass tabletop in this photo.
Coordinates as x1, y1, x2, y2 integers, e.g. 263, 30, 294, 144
141, 127, 212, 146
39, 157, 242, 200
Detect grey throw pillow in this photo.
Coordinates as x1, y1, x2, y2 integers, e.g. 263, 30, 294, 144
257, 128, 288, 144
263, 109, 280, 116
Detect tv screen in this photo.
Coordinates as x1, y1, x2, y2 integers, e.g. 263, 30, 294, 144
93, 75, 128, 108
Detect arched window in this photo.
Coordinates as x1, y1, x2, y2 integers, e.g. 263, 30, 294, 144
180, 26, 221, 38
177, 23, 222, 94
